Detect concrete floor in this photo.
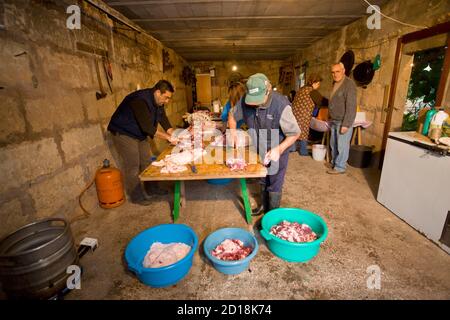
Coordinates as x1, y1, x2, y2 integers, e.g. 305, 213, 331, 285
68, 153, 450, 300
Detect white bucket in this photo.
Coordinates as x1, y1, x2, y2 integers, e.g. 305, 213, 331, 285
312, 144, 327, 161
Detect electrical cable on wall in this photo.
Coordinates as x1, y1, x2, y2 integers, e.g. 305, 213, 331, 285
362, 0, 429, 29
346, 33, 398, 50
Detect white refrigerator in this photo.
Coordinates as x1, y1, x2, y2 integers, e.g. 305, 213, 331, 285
377, 132, 450, 254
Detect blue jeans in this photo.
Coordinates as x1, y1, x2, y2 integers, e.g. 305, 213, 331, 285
330, 121, 353, 172
296, 140, 308, 156
260, 152, 289, 193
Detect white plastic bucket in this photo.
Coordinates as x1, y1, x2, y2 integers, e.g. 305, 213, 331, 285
312, 144, 326, 161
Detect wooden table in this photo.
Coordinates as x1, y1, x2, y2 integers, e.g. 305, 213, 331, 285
318, 120, 373, 162
139, 145, 267, 224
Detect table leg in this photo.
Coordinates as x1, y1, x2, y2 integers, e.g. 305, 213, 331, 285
240, 178, 252, 224
173, 181, 181, 222
357, 126, 362, 145
351, 129, 357, 145
325, 131, 331, 163
180, 181, 186, 208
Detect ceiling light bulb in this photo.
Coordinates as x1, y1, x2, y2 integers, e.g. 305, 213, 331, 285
232, 65, 237, 71
273, 87, 277, 91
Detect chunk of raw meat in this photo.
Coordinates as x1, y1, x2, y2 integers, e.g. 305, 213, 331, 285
151, 160, 166, 167
211, 239, 253, 261
160, 162, 187, 174
165, 148, 206, 166
269, 220, 317, 243
211, 131, 250, 147
226, 158, 247, 171
142, 242, 191, 268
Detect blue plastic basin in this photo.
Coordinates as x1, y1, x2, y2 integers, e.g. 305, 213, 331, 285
125, 224, 198, 288
203, 227, 258, 275
207, 178, 233, 185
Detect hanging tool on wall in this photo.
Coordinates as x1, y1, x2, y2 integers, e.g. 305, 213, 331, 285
102, 55, 114, 94
94, 57, 107, 100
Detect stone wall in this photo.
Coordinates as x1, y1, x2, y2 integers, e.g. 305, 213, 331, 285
192, 60, 285, 106
288, 0, 450, 156
0, 0, 189, 237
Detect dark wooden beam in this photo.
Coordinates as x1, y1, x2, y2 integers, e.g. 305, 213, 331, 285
132, 15, 364, 22
435, 34, 450, 107
379, 37, 403, 169
402, 21, 450, 44
108, 0, 342, 5
146, 26, 342, 32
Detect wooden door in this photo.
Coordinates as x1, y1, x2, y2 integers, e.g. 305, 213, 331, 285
195, 73, 212, 108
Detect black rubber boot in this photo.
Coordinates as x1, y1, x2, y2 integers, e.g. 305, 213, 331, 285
252, 187, 269, 216
268, 192, 282, 211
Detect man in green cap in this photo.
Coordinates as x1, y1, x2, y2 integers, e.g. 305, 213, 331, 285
228, 73, 301, 215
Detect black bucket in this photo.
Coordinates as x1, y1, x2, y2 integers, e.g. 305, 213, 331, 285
0, 218, 78, 299
348, 145, 373, 168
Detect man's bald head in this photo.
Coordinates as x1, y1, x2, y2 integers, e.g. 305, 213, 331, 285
331, 62, 345, 82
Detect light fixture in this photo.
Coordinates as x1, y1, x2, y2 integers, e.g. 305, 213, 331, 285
424, 64, 432, 72
232, 65, 237, 71
273, 87, 277, 91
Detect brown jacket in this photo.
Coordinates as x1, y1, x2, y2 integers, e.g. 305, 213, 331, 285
292, 86, 327, 140
329, 77, 357, 128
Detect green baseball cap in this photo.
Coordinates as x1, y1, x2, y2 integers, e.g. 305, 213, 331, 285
245, 73, 269, 105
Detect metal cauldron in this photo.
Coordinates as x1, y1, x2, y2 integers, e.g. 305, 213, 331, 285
0, 218, 78, 299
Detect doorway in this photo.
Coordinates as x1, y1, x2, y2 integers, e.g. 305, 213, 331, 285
380, 22, 450, 167
195, 73, 212, 109
401, 46, 446, 131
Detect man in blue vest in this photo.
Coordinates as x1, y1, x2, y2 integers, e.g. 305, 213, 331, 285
108, 80, 177, 205
228, 73, 301, 215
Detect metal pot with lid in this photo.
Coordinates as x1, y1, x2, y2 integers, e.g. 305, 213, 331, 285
0, 218, 78, 299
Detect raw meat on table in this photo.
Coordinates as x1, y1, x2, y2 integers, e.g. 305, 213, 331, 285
210, 131, 250, 147
165, 148, 205, 166
226, 158, 247, 171
151, 160, 165, 167
211, 239, 253, 261
151, 148, 206, 173
160, 162, 187, 174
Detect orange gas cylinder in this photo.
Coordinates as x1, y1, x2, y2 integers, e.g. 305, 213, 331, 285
95, 159, 125, 208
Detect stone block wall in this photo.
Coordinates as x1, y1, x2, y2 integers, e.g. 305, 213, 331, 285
0, 0, 189, 237
288, 0, 450, 156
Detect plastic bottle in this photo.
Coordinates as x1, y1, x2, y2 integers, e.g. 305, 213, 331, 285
422, 108, 438, 136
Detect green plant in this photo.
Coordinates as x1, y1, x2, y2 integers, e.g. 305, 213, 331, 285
401, 112, 418, 131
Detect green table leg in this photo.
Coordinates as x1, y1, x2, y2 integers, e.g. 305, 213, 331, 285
240, 178, 252, 224
173, 180, 181, 222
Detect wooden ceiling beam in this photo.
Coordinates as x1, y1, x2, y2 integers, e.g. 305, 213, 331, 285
146, 26, 342, 32
131, 15, 363, 22
161, 36, 319, 42
108, 0, 324, 6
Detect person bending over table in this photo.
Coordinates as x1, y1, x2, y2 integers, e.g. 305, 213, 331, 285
107, 80, 178, 205
228, 73, 300, 216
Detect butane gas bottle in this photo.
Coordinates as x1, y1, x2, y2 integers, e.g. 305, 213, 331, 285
95, 159, 125, 208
